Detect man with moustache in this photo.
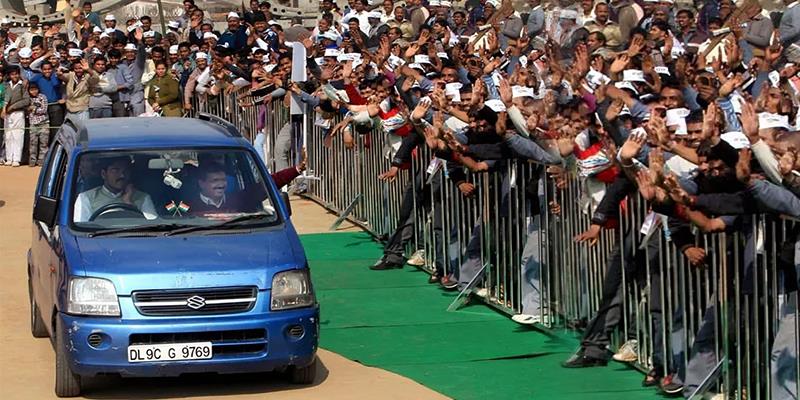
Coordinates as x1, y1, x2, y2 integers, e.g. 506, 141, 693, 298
73, 157, 157, 222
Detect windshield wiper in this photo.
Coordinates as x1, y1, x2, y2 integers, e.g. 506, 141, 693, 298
164, 213, 272, 236
88, 223, 190, 238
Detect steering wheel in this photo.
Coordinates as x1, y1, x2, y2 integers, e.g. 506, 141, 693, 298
89, 203, 146, 221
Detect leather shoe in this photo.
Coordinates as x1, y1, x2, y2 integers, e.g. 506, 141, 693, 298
561, 350, 608, 368
369, 260, 403, 270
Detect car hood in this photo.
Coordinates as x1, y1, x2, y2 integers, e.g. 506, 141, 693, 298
72, 228, 304, 295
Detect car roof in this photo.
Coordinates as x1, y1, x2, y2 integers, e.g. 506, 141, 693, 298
59, 116, 249, 154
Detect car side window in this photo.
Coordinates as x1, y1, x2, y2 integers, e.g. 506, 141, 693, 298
40, 143, 65, 198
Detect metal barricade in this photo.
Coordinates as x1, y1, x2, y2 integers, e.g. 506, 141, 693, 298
190, 90, 798, 400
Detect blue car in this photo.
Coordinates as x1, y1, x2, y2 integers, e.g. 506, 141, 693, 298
28, 115, 319, 397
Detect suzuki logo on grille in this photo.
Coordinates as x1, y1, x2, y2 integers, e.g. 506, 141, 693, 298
186, 295, 206, 310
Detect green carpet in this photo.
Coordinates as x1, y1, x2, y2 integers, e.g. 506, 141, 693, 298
302, 232, 661, 400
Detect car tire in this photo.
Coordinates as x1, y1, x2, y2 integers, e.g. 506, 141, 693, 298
287, 359, 317, 385
54, 319, 82, 397
28, 277, 48, 338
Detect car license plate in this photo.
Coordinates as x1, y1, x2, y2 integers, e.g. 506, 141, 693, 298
127, 342, 212, 363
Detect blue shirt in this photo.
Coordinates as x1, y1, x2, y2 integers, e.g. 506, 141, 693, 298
29, 73, 62, 103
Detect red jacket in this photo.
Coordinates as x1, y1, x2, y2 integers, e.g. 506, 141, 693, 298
271, 166, 301, 189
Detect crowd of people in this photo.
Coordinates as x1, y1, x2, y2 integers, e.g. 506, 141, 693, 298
0, 0, 798, 398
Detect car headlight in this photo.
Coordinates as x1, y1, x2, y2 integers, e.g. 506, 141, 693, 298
270, 269, 315, 311
67, 277, 121, 316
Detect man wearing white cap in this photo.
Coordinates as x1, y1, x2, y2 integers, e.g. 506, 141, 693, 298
366, 11, 389, 50
218, 11, 249, 52
183, 52, 209, 112
16, 47, 38, 81
121, 30, 147, 116
103, 14, 125, 43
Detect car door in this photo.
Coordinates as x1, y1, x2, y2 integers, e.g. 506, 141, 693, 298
31, 142, 68, 327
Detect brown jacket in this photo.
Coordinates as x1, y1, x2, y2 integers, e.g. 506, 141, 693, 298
64, 70, 99, 113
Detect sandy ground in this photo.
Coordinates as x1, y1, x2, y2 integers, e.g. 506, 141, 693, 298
0, 166, 446, 400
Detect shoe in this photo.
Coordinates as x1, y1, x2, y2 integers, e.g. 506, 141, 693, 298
428, 274, 440, 284
612, 339, 638, 363
2, 160, 9, 166
440, 275, 458, 290
567, 318, 588, 330
475, 288, 488, 298
406, 250, 426, 266
11, 162, 20, 167
369, 259, 403, 270
659, 374, 684, 396
642, 369, 661, 387
511, 313, 549, 325
561, 349, 608, 368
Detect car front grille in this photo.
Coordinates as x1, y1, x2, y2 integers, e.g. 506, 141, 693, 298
132, 286, 258, 316
129, 329, 267, 356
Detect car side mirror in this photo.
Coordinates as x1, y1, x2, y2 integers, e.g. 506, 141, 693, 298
280, 192, 292, 217
33, 196, 58, 227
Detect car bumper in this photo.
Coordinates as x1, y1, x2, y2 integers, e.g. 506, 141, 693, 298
58, 306, 319, 377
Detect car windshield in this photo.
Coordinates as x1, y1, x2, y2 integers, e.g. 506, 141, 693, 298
71, 148, 279, 233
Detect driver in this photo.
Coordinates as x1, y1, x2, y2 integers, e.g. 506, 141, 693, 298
74, 157, 158, 222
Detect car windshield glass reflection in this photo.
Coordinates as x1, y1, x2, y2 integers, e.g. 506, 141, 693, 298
71, 149, 278, 233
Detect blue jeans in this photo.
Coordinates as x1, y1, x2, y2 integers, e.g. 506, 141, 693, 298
253, 132, 267, 165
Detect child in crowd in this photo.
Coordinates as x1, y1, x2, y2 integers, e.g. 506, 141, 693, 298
27, 83, 50, 167
3, 66, 30, 167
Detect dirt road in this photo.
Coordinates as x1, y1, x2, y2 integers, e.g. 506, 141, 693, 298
0, 166, 446, 400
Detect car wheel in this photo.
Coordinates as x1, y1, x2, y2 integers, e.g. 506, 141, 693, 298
54, 319, 82, 397
287, 358, 317, 385
28, 277, 48, 338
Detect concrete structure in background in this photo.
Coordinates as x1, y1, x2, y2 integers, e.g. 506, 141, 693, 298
0, 0, 321, 26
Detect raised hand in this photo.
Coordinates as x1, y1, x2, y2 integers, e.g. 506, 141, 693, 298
605, 99, 624, 121
497, 77, 513, 107
647, 113, 672, 151
663, 174, 691, 205
718, 73, 743, 97
411, 97, 431, 122
619, 130, 646, 162
779, 147, 797, 177
609, 54, 630, 75
736, 148, 753, 185
635, 169, 657, 201
700, 103, 720, 143
627, 35, 644, 57
740, 99, 760, 143
724, 37, 740, 67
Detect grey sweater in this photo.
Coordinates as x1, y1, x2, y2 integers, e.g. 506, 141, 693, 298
4, 81, 30, 113
89, 71, 119, 109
